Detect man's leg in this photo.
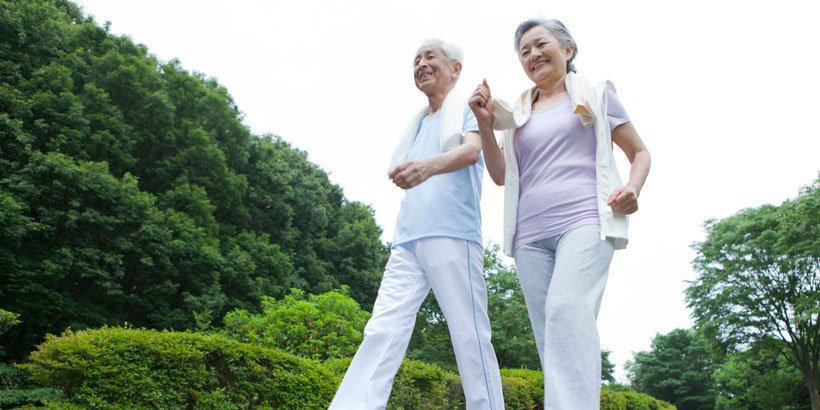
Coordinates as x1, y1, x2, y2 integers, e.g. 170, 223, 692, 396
417, 237, 504, 409
543, 225, 614, 410
329, 243, 431, 410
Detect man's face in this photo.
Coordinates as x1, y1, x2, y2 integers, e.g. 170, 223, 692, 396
413, 42, 459, 96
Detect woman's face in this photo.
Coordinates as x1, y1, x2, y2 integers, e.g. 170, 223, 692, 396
517, 25, 574, 87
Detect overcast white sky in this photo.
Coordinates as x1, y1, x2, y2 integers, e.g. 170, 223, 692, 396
74, 0, 820, 381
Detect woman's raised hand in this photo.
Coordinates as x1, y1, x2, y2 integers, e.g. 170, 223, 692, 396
469, 79, 494, 128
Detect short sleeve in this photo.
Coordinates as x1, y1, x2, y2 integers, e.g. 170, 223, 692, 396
606, 88, 630, 131
462, 102, 479, 135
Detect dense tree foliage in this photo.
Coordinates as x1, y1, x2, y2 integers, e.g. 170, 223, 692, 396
0, 0, 387, 359
713, 344, 810, 409
686, 177, 820, 409
626, 329, 718, 410
601, 349, 616, 384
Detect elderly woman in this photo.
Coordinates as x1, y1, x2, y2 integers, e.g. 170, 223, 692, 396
469, 19, 650, 408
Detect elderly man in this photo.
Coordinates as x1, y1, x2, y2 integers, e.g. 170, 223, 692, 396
328, 40, 505, 409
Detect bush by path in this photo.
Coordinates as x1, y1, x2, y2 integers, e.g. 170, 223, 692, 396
18, 327, 675, 409
17, 326, 336, 408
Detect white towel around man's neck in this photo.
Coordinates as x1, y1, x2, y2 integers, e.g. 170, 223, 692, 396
388, 88, 466, 173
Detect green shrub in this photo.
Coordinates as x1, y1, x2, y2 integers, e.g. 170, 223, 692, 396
501, 375, 538, 409
622, 391, 654, 409
493, 369, 675, 410
326, 359, 548, 409
601, 388, 628, 410
500, 368, 543, 409
223, 288, 370, 360
0, 308, 21, 337
17, 326, 336, 408
618, 390, 677, 410
325, 357, 463, 409
389, 359, 463, 409
500, 368, 544, 385
0, 361, 63, 408
16, 325, 676, 409
1, 308, 21, 358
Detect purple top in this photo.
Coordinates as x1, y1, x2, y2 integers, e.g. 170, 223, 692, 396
513, 89, 629, 250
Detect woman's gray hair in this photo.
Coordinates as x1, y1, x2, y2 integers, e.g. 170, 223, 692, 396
513, 18, 578, 73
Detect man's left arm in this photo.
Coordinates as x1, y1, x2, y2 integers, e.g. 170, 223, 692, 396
388, 132, 481, 190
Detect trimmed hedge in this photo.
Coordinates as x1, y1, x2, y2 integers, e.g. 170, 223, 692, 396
500, 368, 544, 409
621, 391, 676, 410
18, 327, 675, 409
601, 388, 628, 410
326, 357, 464, 409
17, 326, 336, 408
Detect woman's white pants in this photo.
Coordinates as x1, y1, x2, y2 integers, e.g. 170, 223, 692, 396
329, 237, 504, 410
513, 224, 615, 410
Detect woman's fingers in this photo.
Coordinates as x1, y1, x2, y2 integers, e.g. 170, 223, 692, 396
482, 78, 492, 99
608, 187, 639, 214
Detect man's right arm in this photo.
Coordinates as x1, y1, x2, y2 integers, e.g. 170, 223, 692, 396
388, 132, 481, 190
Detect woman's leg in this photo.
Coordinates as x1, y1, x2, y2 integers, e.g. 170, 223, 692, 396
543, 225, 614, 409
513, 239, 557, 368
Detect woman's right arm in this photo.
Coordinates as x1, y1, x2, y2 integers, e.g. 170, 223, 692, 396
469, 79, 506, 186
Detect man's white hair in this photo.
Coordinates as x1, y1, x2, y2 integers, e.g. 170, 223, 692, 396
424, 38, 463, 65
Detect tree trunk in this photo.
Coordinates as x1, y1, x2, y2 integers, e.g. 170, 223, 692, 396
803, 370, 820, 410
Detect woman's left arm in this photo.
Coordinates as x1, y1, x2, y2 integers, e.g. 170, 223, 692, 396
608, 121, 651, 215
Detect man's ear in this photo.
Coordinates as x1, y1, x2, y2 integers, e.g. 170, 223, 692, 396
452, 61, 462, 80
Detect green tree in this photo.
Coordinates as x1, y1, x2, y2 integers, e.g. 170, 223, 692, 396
0, 151, 228, 357
686, 177, 820, 409
713, 344, 809, 409
626, 328, 717, 409
0, 0, 388, 360
601, 349, 616, 384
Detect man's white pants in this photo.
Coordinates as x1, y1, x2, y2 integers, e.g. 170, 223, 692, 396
329, 237, 504, 410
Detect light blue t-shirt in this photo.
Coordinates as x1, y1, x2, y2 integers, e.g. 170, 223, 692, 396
393, 104, 484, 246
